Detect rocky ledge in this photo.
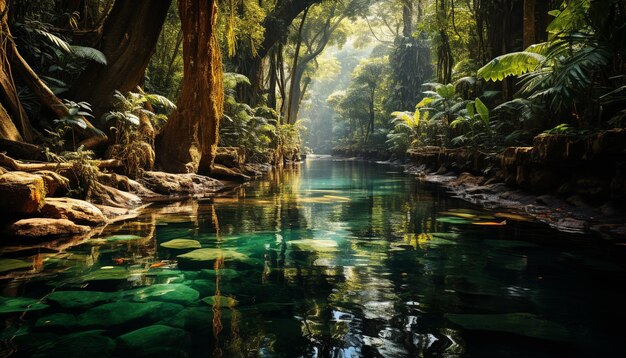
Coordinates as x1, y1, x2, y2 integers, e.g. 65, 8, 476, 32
404, 129, 626, 240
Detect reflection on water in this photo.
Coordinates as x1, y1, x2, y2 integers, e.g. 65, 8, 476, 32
1, 158, 625, 357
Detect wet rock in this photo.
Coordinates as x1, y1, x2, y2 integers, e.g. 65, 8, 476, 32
90, 182, 143, 208
529, 169, 561, 193
41, 197, 106, 226
33, 170, 69, 196
211, 164, 251, 182
4, 218, 91, 238
0, 171, 46, 215
116, 325, 190, 356
140, 171, 223, 195
589, 128, 626, 157
95, 204, 145, 223
97, 172, 160, 198
215, 146, 246, 168
30, 330, 115, 358
575, 176, 610, 201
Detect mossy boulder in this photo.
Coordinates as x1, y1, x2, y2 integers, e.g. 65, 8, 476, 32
34, 313, 78, 330
0, 296, 49, 314
116, 325, 190, 355
125, 284, 200, 305
77, 301, 182, 328
160, 239, 202, 250
30, 330, 115, 358
46, 290, 114, 309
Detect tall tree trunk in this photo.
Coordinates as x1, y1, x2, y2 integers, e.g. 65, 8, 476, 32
70, 0, 172, 122
286, 7, 309, 125
0, 0, 30, 141
157, 0, 223, 175
523, 0, 536, 48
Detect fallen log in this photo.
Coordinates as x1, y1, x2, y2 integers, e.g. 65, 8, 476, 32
0, 153, 122, 172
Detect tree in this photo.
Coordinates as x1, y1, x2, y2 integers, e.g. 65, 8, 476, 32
70, 0, 173, 122
353, 57, 388, 143
158, 0, 223, 175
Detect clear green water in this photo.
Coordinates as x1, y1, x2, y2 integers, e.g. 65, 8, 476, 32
1, 158, 625, 357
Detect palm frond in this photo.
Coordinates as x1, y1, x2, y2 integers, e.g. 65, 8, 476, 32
478, 52, 546, 82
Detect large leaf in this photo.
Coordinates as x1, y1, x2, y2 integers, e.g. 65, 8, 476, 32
478, 52, 546, 82
71, 46, 107, 65
474, 98, 489, 124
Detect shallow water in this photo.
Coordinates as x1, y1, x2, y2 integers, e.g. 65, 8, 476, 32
1, 158, 625, 357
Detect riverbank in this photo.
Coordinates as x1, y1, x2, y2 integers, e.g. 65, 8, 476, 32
331, 129, 626, 241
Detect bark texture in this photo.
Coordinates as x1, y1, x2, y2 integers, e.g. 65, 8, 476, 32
0, 0, 30, 141
70, 0, 172, 121
158, 0, 223, 175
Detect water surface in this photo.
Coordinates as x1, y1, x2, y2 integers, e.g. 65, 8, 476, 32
1, 158, 625, 357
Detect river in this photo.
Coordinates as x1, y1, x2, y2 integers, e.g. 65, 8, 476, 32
1, 157, 624, 357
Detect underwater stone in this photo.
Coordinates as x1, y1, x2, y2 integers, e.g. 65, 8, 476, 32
31, 330, 115, 358
288, 239, 339, 252
78, 301, 162, 327
46, 290, 114, 309
201, 295, 238, 307
0, 296, 49, 314
160, 239, 202, 250
126, 284, 200, 305
116, 325, 190, 354
34, 313, 78, 330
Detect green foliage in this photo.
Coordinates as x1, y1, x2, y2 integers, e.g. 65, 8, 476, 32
478, 52, 546, 82
104, 89, 175, 178
220, 73, 276, 162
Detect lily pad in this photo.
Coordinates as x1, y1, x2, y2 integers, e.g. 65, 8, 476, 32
202, 295, 238, 307
47, 290, 113, 309
0, 258, 32, 273
288, 239, 339, 252
446, 313, 571, 342
160, 239, 202, 250
0, 297, 49, 314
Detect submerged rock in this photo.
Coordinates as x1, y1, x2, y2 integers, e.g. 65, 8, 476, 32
78, 301, 182, 328
116, 325, 190, 355
46, 290, 114, 309
34, 313, 78, 330
288, 239, 339, 252
160, 239, 202, 250
0, 171, 46, 215
4, 218, 91, 238
30, 330, 115, 358
41, 197, 107, 226
177, 248, 252, 263
126, 284, 200, 305
0, 296, 49, 314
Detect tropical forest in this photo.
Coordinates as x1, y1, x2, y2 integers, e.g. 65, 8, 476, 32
0, 0, 625, 356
